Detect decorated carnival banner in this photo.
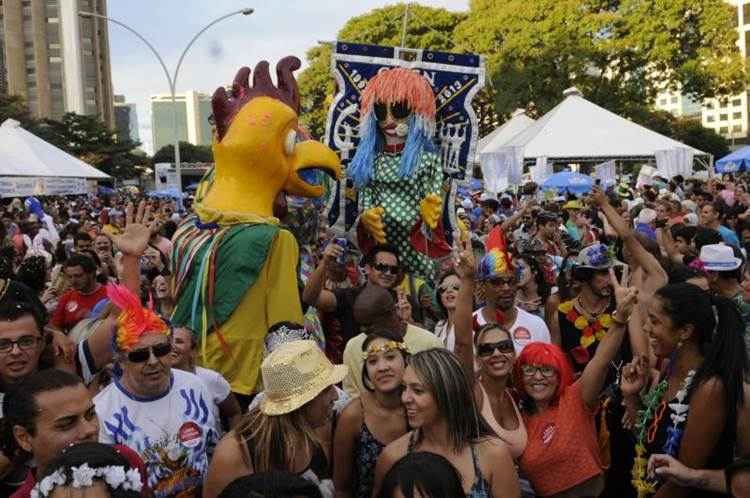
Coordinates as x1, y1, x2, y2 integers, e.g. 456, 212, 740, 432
324, 42, 485, 233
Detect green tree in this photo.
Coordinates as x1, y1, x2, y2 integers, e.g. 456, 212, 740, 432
0, 94, 38, 129
297, 4, 466, 139
455, 0, 747, 118
35, 113, 143, 179
152, 141, 213, 164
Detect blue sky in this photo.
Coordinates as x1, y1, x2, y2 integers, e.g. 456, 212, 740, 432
107, 0, 469, 154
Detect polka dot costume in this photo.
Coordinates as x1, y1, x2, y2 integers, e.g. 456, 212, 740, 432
359, 150, 443, 278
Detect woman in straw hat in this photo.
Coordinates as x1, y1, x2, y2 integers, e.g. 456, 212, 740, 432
372, 348, 521, 498
203, 340, 347, 498
333, 327, 411, 498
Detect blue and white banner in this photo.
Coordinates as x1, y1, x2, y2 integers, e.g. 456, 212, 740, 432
324, 42, 485, 234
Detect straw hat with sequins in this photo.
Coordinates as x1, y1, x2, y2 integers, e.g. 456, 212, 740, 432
260, 340, 348, 416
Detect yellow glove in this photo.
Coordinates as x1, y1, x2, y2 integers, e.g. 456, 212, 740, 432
419, 194, 442, 230
361, 207, 386, 244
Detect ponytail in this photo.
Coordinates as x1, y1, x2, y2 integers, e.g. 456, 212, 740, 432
692, 294, 748, 429
656, 283, 748, 436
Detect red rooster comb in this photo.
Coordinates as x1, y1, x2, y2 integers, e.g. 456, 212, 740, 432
212, 56, 301, 141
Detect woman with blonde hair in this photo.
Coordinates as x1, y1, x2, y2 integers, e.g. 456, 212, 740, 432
203, 340, 347, 498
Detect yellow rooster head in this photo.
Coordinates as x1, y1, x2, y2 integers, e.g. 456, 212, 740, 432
197, 57, 341, 219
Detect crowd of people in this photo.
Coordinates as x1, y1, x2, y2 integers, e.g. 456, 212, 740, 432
0, 171, 750, 498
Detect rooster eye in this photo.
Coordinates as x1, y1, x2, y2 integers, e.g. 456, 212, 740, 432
284, 130, 297, 155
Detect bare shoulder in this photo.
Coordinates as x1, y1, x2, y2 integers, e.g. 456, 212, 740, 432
337, 398, 364, 428
214, 430, 247, 466
693, 376, 726, 402
380, 431, 412, 461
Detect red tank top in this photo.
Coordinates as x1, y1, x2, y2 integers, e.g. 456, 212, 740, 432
519, 382, 602, 496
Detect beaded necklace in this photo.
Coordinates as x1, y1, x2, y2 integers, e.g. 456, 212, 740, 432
631, 366, 696, 498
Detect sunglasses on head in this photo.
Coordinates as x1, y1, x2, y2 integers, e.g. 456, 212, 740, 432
127, 342, 172, 363
374, 101, 411, 121
373, 263, 400, 275
477, 339, 515, 357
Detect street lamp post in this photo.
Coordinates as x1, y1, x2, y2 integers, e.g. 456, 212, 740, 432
79, 8, 253, 186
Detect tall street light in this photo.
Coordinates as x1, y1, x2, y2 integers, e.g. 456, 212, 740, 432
79, 8, 254, 185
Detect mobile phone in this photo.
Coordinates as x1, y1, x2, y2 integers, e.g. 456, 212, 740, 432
333, 238, 348, 265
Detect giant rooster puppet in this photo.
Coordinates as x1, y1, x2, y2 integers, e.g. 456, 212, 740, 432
170, 57, 342, 395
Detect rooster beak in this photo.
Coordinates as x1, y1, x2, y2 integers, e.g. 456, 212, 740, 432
285, 140, 342, 198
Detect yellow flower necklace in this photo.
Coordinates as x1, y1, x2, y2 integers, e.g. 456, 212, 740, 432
558, 298, 613, 348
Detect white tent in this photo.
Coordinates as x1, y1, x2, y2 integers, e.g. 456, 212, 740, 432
502, 87, 707, 161
0, 118, 109, 178
0, 118, 108, 197
478, 109, 536, 154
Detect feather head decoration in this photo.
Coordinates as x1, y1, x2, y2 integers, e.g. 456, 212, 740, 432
106, 284, 169, 353
477, 226, 515, 281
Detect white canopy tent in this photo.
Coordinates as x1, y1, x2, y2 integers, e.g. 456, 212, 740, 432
0, 118, 108, 197
479, 88, 710, 192
478, 109, 536, 154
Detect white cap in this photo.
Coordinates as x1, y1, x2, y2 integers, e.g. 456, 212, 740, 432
461, 198, 473, 210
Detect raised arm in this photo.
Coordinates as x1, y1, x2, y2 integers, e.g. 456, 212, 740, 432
453, 234, 477, 386
500, 199, 534, 233
579, 267, 638, 405
301, 241, 341, 312
591, 188, 667, 288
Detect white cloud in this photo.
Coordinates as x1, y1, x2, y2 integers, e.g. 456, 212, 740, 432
108, 0, 470, 155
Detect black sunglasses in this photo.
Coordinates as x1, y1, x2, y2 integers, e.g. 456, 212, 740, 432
127, 342, 172, 363
477, 339, 515, 357
373, 263, 400, 275
374, 101, 411, 121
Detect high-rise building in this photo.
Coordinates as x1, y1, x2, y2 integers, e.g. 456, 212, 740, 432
113, 94, 138, 143
654, 90, 702, 119
655, 0, 750, 144
0, 0, 114, 127
150, 90, 213, 153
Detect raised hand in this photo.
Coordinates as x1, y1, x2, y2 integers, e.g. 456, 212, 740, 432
620, 354, 649, 397
610, 266, 637, 318
107, 201, 154, 257
453, 231, 476, 280
590, 186, 608, 206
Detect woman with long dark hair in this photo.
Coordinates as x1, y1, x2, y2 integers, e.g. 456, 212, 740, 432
621, 282, 748, 498
372, 348, 521, 498
433, 270, 460, 351
333, 328, 410, 498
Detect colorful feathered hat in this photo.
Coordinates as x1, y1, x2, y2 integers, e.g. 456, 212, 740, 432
477, 226, 515, 281
106, 284, 169, 353
349, 67, 437, 187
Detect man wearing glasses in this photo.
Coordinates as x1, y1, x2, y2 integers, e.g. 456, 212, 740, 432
472, 242, 551, 355
303, 242, 402, 343
94, 285, 217, 498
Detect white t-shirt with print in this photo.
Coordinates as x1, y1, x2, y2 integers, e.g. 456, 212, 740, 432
95, 368, 218, 498
473, 306, 551, 354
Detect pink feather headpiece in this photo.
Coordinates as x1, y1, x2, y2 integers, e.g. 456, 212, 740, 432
106, 284, 169, 352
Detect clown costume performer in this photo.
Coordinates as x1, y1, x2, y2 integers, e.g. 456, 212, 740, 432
349, 68, 443, 279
